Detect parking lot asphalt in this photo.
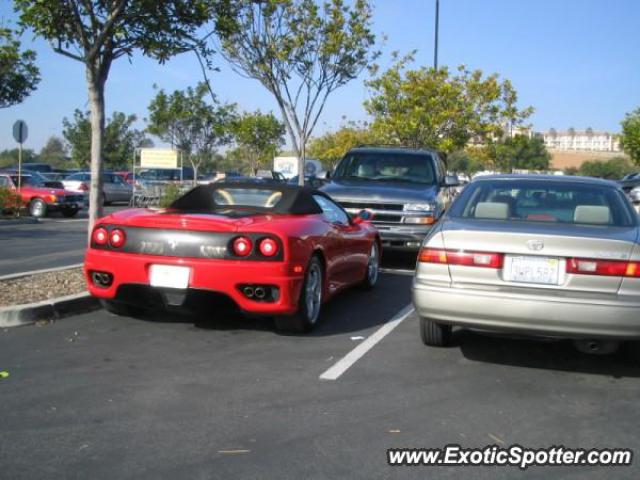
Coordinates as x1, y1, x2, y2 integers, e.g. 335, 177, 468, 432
1, 264, 640, 479
0, 206, 124, 276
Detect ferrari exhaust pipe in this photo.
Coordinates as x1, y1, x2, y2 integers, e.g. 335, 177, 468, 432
254, 287, 266, 299
243, 286, 255, 298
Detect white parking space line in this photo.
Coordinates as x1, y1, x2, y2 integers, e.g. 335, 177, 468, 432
319, 304, 415, 381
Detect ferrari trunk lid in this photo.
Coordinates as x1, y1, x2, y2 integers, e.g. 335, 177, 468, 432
111, 209, 264, 232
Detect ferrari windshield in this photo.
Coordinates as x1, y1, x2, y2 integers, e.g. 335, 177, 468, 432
333, 152, 436, 184
212, 188, 283, 208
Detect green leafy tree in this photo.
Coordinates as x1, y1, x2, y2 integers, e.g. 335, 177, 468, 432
39, 136, 68, 168
0, 148, 38, 169
364, 53, 533, 152
579, 157, 635, 179
15, 0, 224, 228
232, 111, 285, 174
214, 0, 379, 185
446, 149, 487, 174
491, 135, 550, 172
307, 123, 377, 168
63, 110, 151, 169
147, 83, 237, 181
620, 108, 640, 166
0, 27, 39, 108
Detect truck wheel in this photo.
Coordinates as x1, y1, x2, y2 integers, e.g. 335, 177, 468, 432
275, 256, 323, 333
420, 317, 452, 347
28, 198, 48, 218
61, 208, 79, 218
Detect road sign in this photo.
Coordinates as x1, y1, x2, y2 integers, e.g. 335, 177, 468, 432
13, 120, 28, 144
140, 148, 179, 168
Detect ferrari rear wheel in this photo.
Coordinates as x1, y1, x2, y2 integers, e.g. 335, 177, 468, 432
361, 241, 379, 289
275, 256, 323, 333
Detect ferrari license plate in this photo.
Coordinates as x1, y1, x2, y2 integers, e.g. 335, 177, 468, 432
504, 255, 560, 285
149, 265, 191, 289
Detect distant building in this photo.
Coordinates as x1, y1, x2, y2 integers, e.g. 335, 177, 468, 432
542, 129, 620, 152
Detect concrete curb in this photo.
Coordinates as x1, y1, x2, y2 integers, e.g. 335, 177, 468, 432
0, 264, 84, 282
0, 217, 39, 226
0, 292, 100, 328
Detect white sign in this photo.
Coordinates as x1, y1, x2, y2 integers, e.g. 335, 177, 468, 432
140, 148, 179, 168
273, 156, 323, 179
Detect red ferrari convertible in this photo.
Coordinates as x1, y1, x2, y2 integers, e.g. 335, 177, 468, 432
84, 183, 380, 332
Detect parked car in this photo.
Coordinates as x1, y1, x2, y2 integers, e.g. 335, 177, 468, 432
2, 169, 65, 189
136, 167, 195, 183
63, 172, 132, 205
12, 163, 54, 173
0, 173, 84, 217
413, 174, 640, 354
84, 183, 380, 332
287, 174, 328, 189
114, 171, 134, 185
321, 145, 458, 250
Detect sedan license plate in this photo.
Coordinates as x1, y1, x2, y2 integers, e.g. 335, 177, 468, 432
504, 256, 560, 285
149, 265, 191, 289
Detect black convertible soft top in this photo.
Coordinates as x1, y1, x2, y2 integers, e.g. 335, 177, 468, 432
169, 183, 326, 215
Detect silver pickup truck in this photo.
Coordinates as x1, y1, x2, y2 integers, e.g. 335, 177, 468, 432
321, 146, 459, 251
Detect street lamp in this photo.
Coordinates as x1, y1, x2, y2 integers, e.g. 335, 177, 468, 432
434, 0, 440, 70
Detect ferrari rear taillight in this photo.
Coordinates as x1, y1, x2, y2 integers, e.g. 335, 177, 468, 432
258, 238, 279, 257
92, 227, 109, 246
567, 258, 640, 277
109, 228, 126, 248
232, 236, 253, 257
418, 248, 504, 269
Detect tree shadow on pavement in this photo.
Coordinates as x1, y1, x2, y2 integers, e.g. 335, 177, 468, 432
455, 330, 640, 378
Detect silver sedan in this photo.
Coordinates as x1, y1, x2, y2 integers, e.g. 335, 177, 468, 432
412, 175, 640, 353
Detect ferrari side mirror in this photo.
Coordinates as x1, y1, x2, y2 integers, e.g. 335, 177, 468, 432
352, 209, 374, 224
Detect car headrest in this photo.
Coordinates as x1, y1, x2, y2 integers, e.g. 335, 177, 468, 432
474, 202, 509, 220
573, 205, 611, 225
357, 164, 375, 177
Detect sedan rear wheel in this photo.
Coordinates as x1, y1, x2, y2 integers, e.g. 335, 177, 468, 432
28, 198, 47, 218
275, 256, 323, 333
420, 317, 452, 347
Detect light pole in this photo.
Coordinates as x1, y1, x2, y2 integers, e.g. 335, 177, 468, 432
434, 0, 440, 70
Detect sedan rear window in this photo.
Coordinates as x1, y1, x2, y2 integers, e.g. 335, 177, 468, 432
449, 179, 636, 227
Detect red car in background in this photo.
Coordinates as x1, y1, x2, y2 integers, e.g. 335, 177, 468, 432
114, 171, 134, 185
84, 183, 380, 332
0, 173, 84, 218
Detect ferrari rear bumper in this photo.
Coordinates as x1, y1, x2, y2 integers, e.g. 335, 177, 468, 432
84, 250, 306, 315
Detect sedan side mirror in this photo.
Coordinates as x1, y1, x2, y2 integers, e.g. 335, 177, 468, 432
444, 175, 460, 187
325, 170, 332, 180
352, 209, 374, 224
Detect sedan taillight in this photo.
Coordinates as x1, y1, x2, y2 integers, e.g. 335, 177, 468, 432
418, 248, 504, 269
566, 258, 640, 277
79, 183, 89, 191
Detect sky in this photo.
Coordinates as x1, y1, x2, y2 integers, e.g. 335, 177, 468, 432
1, 0, 639, 152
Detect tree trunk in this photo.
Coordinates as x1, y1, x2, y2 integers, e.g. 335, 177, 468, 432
298, 138, 305, 186
87, 68, 106, 235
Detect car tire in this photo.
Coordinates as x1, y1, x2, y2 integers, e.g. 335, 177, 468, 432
100, 299, 144, 318
61, 208, 79, 218
420, 317, 452, 347
360, 241, 380, 290
275, 256, 323, 334
28, 198, 48, 218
